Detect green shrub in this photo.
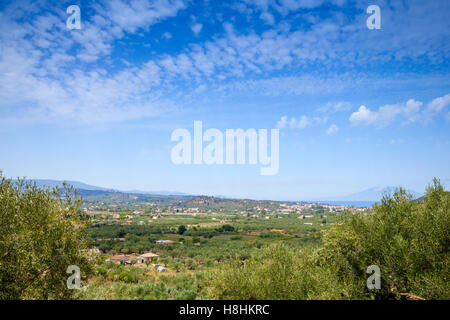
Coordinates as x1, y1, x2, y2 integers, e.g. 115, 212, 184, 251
208, 180, 450, 300
118, 272, 135, 283
0, 174, 94, 299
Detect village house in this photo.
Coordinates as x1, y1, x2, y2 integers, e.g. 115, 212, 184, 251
156, 265, 168, 273
136, 252, 159, 264
106, 255, 130, 264
278, 208, 292, 214
96, 238, 125, 242
155, 240, 174, 244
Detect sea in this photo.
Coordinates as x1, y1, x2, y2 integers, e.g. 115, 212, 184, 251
314, 200, 378, 208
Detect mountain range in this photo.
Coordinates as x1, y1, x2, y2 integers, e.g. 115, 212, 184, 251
13, 179, 190, 196
318, 186, 422, 202
12, 179, 422, 202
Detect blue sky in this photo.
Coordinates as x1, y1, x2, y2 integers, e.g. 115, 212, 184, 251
0, 0, 449, 200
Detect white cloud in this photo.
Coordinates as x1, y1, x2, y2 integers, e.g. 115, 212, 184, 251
291, 116, 309, 129
162, 32, 172, 39
318, 101, 351, 113
260, 12, 275, 25
349, 95, 450, 127
0, 0, 449, 127
276, 115, 328, 130
276, 115, 309, 129
390, 138, 404, 145
191, 23, 203, 36
404, 99, 423, 114
312, 116, 328, 125
326, 124, 339, 135
423, 93, 450, 123
403, 99, 423, 123
104, 0, 186, 33
427, 94, 450, 112
0, 0, 188, 125
349, 99, 425, 127
276, 115, 288, 129
349, 105, 377, 126
245, 0, 329, 16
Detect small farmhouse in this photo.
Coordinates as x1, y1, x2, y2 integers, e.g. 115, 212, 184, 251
136, 252, 159, 263
106, 255, 129, 264
155, 240, 174, 244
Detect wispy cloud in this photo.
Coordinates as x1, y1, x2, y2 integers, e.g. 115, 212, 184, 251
104, 0, 186, 33
424, 94, 450, 123
317, 101, 351, 114
277, 115, 327, 130
326, 124, 339, 135
0, 0, 187, 125
191, 23, 203, 35
0, 0, 449, 126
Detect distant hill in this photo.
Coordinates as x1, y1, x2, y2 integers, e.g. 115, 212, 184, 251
320, 186, 423, 202
13, 179, 113, 191
12, 179, 192, 197
121, 190, 191, 196
74, 189, 194, 202
11, 179, 423, 204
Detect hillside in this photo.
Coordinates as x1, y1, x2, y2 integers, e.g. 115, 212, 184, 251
13, 179, 191, 198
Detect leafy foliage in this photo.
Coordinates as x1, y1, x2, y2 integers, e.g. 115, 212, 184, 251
3, 171, 447, 300
208, 180, 450, 300
177, 225, 187, 235
0, 173, 94, 299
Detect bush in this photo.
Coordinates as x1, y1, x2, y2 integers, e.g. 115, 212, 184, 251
0, 174, 94, 299
208, 180, 450, 300
118, 272, 135, 283
178, 225, 186, 235
259, 231, 282, 238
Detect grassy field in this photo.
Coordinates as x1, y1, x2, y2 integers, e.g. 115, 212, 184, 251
77, 211, 335, 299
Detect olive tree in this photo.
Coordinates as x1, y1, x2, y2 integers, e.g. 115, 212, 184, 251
0, 172, 94, 299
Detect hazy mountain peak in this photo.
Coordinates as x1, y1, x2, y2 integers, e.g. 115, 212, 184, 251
324, 186, 422, 202
12, 179, 190, 196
